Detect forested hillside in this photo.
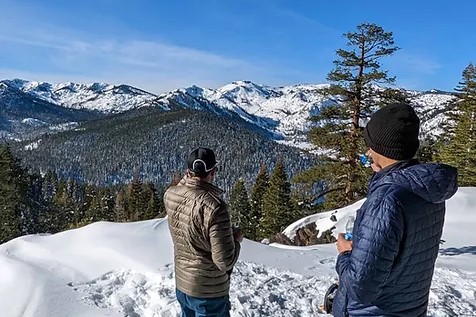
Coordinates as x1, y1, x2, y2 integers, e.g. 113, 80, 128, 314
12, 107, 314, 194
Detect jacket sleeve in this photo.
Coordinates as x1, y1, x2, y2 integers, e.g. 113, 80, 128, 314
336, 196, 404, 304
208, 205, 241, 272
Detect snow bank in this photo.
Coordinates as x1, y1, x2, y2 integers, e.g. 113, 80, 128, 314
1, 188, 475, 316
284, 187, 476, 249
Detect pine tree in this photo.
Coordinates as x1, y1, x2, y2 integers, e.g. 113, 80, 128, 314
0, 144, 29, 243
80, 186, 114, 223
141, 182, 161, 220
83, 184, 99, 224
126, 178, 144, 221
228, 179, 252, 238
417, 139, 438, 163
48, 180, 74, 232
290, 183, 323, 221
98, 187, 115, 221
42, 170, 58, 203
114, 189, 128, 222
67, 179, 84, 225
296, 22, 399, 208
249, 164, 269, 240
259, 160, 293, 239
438, 63, 476, 186
21, 173, 43, 234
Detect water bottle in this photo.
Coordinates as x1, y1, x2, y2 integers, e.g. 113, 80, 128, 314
344, 216, 355, 240
359, 154, 371, 168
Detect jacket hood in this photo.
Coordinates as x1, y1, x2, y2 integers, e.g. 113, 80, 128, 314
374, 163, 458, 204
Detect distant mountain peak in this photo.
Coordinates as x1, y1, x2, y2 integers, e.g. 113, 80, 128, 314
220, 80, 272, 94
0, 79, 163, 114
2, 78, 30, 89
424, 88, 453, 95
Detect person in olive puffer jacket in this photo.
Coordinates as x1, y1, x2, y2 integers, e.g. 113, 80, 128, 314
164, 147, 242, 317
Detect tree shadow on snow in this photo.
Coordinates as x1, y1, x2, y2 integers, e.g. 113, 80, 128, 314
439, 246, 476, 256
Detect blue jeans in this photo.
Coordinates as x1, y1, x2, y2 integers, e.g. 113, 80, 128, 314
176, 289, 231, 317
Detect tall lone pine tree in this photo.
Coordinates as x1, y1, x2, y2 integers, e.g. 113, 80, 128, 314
296, 22, 400, 208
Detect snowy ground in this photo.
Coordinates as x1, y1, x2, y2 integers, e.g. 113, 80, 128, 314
1, 188, 475, 317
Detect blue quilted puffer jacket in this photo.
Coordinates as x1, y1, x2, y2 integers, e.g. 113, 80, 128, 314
332, 160, 458, 317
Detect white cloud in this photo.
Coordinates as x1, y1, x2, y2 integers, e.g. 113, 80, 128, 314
383, 51, 443, 90
0, 8, 265, 93
388, 51, 442, 75
117, 41, 254, 69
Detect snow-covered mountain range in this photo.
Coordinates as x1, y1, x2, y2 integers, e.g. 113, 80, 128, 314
0, 78, 457, 147
2, 78, 166, 113
160, 81, 456, 146
159, 81, 337, 147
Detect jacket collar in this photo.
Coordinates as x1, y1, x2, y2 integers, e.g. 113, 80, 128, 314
181, 176, 224, 197
368, 159, 420, 194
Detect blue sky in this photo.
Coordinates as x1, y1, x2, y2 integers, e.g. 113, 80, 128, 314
0, 0, 474, 93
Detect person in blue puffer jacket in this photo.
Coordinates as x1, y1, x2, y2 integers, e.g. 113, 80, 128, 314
332, 103, 458, 317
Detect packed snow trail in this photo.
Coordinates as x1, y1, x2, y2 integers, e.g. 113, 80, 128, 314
69, 261, 476, 317
71, 262, 334, 317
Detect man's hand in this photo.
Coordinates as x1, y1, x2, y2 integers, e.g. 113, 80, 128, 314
337, 233, 353, 254
233, 226, 243, 243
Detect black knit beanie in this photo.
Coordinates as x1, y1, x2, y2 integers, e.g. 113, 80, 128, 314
364, 103, 420, 160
